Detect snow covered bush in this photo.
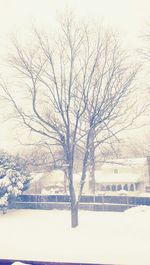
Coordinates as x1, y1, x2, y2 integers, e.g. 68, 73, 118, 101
0, 151, 31, 207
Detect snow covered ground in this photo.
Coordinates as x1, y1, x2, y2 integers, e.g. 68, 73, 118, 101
0, 207, 150, 265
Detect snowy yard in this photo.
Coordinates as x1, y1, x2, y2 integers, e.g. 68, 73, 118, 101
0, 207, 150, 265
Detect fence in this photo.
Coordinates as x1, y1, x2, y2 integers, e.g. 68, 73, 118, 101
8, 194, 150, 212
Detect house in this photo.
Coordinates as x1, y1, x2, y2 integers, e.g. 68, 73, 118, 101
25, 170, 90, 195
94, 158, 149, 193
25, 157, 150, 195
25, 170, 66, 195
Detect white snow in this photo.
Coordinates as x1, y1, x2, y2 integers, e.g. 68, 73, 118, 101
0, 207, 150, 265
12, 263, 31, 265
102, 158, 147, 167
0, 194, 8, 206
94, 172, 141, 184
30, 172, 45, 183
137, 192, 150, 197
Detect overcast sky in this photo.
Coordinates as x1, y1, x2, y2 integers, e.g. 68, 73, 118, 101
0, 0, 148, 46
0, 0, 149, 153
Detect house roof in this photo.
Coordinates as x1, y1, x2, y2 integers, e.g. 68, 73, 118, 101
31, 170, 65, 183
101, 158, 147, 168
30, 156, 147, 185
95, 173, 142, 184
30, 172, 45, 183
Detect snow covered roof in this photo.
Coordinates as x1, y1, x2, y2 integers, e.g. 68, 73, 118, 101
30, 172, 45, 183
95, 172, 142, 184
47, 170, 64, 182
30, 164, 144, 185
31, 170, 65, 183
102, 157, 147, 168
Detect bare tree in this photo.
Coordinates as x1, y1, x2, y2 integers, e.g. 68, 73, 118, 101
0, 16, 140, 227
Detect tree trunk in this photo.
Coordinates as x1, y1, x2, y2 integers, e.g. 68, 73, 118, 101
67, 166, 79, 228
89, 128, 95, 194
71, 201, 78, 228
64, 169, 67, 193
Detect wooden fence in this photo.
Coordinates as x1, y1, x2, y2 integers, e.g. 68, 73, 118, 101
8, 194, 150, 212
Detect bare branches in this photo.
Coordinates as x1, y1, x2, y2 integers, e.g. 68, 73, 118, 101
0, 16, 141, 214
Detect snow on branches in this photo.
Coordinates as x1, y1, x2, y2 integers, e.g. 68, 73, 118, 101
0, 151, 31, 207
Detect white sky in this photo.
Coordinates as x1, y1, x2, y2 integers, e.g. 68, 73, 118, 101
0, 0, 149, 153
0, 0, 148, 43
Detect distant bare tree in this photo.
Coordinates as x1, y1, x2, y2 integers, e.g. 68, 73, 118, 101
1, 15, 141, 227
